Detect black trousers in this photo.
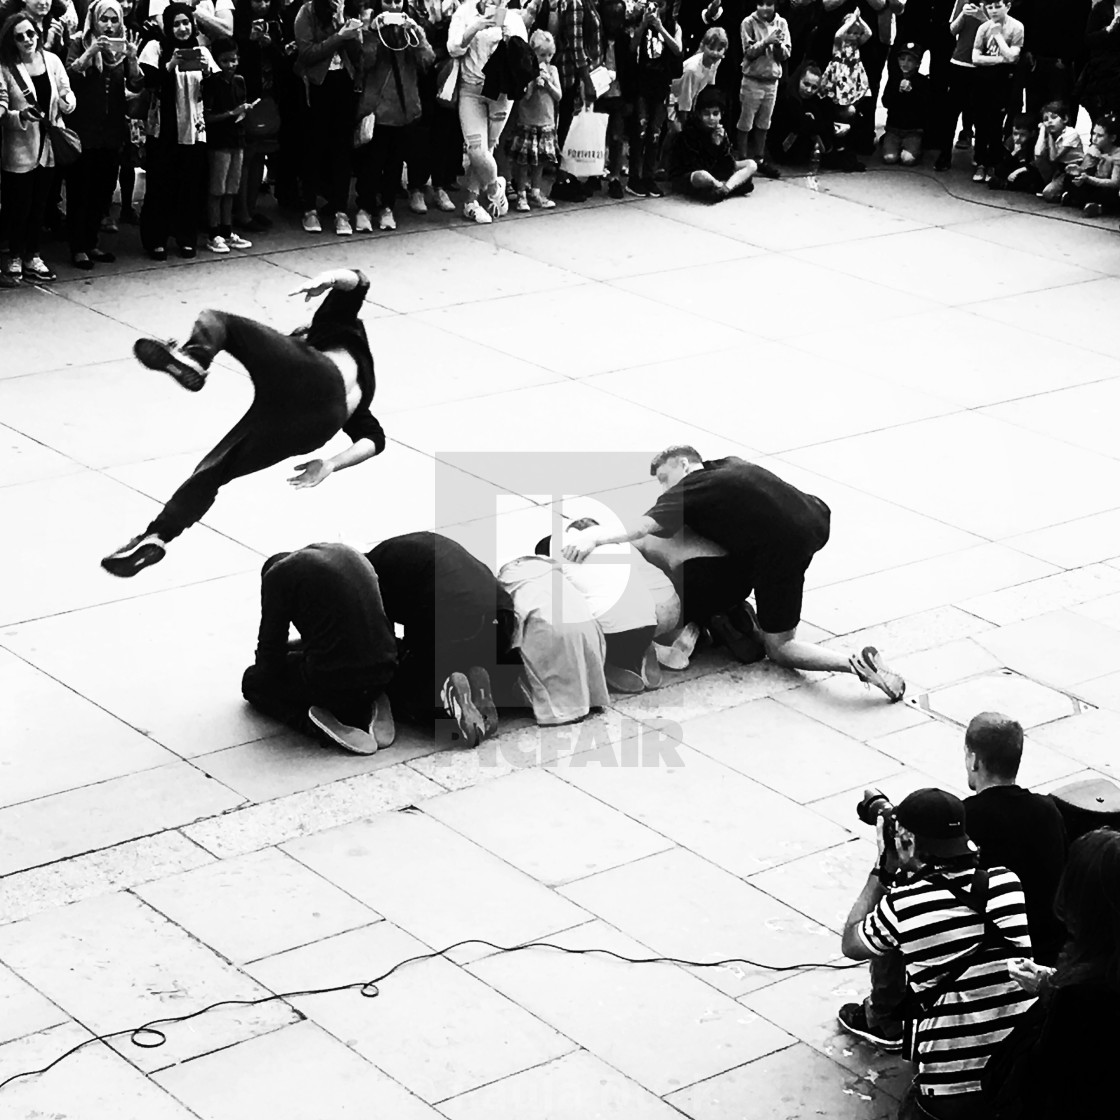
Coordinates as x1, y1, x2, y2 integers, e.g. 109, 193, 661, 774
242, 652, 394, 744
676, 558, 753, 627
66, 146, 121, 254
140, 137, 207, 252
428, 101, 464, 190
938, 64, 976, 156
355, 121, 428, 212
0, 166, 50, 261
147, 311, 349, 542
972, 66, 1015, 167
302, 70, 356, 214
605, 626, 657, 672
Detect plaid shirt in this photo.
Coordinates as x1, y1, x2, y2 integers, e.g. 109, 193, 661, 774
556, 0, 599, 92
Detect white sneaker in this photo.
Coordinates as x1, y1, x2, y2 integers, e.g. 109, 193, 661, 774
462, 199, 493, 225
226, 232, 252, 249
302, 210, 322, 233
972, 165, 986, 183
433, 187, 456, 212
334, 212, 353, 236
486, 176, 509, 218
355, 209, 373, 233
378, 207, 397, 231
205, 235, 230, 253
409, 190, 427, 214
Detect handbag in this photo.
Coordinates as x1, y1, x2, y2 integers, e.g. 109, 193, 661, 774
559, 109, 608, 178
244, 94, 281, 143
15, 64, 82, 166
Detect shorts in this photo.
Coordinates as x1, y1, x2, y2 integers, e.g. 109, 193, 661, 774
737, 77, 778, 132
209, 148, 244, 196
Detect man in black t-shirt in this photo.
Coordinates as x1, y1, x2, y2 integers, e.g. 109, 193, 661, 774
562, 445, 905, 699
101, 269, 386, 578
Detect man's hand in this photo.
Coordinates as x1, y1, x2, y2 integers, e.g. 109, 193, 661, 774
288, 459, 334, 488
561, 529, 600, 564
290, 277, 334, 301
1007, 958, 1053, 995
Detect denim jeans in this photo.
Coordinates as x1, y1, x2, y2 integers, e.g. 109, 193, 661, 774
457, 81, 510, 198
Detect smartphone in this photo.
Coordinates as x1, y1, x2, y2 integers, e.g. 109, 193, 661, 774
381, 10, 405, 23
175, 47, 204, 71
104, 36, 126, 50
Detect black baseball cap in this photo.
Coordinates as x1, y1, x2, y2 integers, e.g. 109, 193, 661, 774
894, 788, 975, 859
896, 41, 923, 60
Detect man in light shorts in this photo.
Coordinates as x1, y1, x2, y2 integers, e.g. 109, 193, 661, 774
737, 0, 789, 178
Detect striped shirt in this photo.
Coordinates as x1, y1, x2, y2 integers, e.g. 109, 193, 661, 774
858, 865, 1037, 1096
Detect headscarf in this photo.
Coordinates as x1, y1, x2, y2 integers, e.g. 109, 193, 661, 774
159, 0, 197, 64
81, 0, 125, 71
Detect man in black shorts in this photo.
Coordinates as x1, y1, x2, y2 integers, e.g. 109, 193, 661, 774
562, 445, 905, 700
101, 268, 386, 578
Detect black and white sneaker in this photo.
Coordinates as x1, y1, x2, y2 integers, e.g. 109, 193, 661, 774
837, 1003, 904, 1052
467, 666, 499, 741
441, 671, 485, 748
308, 706, 380, 754
850, 646, 906, 702
101, 532, 166, 578
133, 338, 208, 391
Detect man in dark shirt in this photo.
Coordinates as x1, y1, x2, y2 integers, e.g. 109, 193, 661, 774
366, 532, 520, 748
562, 445, 905, 700
241, 542, 398, 753
102, 268, 386, 577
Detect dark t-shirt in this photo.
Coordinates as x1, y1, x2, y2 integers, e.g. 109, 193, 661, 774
964, 785, 1068, 965
254, 543, 397, 687
202, 70, 247, 149
645, 457, 831, 560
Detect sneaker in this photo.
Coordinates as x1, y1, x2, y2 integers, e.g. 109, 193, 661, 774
1084, 202, 1104, 218
850, 646, 906, 702
100, 215, 119, 233
729, 600, 763, 644
608, 178, 624, 200
955, 127, 973, 150
972, 165, 986, 182
3, 258, 22, 284
132, 338, 208, 391
462, 199, 493, 224
378, 207, 397, 231
409, 189, 428, 214
755, 161, 782, 180
643, 178, 664, 197
355, 208, 374, 233
653, 621, 701, 671
334, 212, 353, 236
370, 694, 396, 747
433, 187, 456, 211
467, 666, 499, 741
89, 248, 115, 263
625, 177, 648, 197
441, 671, 486, 747
308, 706, 379, 755
206, 235, 231, 254
837, 1003, 904, 1053
101, 531, 167, 578
226, 232, 253, 249
22, 256, 56, 282
605, 664, 646, 693
709, 612, 766, 664
528, 189, 555, 210
933, 154, 951, 172
515, 192, 531, 212
302, 209, 322, 233
177, 245, 196, 259
486, 176, 509, 218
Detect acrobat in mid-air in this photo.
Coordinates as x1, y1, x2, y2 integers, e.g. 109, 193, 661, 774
101, 268, 385, 577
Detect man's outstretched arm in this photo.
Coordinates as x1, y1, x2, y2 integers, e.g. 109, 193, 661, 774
291, 269, 370, 323
561, 515, 664, 563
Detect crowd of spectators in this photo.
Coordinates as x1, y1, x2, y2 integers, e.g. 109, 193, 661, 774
1, 0, 1118, 285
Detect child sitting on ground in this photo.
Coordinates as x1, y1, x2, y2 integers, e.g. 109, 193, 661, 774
819, 7, 871, 133
510, 29, 561, 211
880, 41, 928, 166
988, 113, 1042, 192
669, 84, 757, 201
202, 38, 254, 254
1062, 113, 1120, 216
1034, 100, 1084, 202
676, 25, 727, 126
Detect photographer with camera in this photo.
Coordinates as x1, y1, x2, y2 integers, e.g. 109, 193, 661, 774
840, 787, 1037, 1120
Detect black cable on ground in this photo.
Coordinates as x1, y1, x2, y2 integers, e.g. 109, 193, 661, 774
0, 936, 862, 1093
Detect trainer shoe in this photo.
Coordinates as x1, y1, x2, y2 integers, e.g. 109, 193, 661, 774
608, 178, 624, 199
528, 189, 556, 209
640, 644, 663, 689
850, 646, 906, 702
355, 209, 374, 233
972, 165, 986, 182
709, 612, 766, 664
653, 621, 701, 670
837, 1003, 904, 1053
133, 338, 208, 391
433, 187, 456, 211
467, 665, 499, 741
515, 191, 531, 212
22, 256, 56, 282
206, 235, 230, 253
378, 207, 397, 231
625, 177, 648, 197
486, 176, 509, 218
441, 671, 486, 747
101, 531, 166, 578
308, 706, 379, 754
370, 694, 396, 747
755, 161, 782, 180
409, 189, 428, 214
226, 232, 252, 249
605, 664, 646, 693
334, 212, 353, 236
462, 199, 493, 224
302, 209, 322, 232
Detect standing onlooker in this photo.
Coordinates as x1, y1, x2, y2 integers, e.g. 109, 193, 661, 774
65, 0, 143, 269
935, 0, 985, 170
595, 0, 630, 198
354, 0, 433, 231
1076, 0, 1120, 125
818, 6, 871, 143
447, 0, 527, 224
294, 0, 363, 235
510, 27, 559, 209
138, 3, 218, 259
0, 10, 75, 283
415, 0, 462, 213
969, 0, 1023, 182
626, 0, 682, 196
737, 0, 788, 176
880, 39, 927, 164
546, 0, 599, 203
1021, 0, 1089, 121
202, 35, 254, 250
676, 24, 727, 125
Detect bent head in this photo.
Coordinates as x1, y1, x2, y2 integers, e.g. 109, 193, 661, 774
650, 445, 702, 491
1054, 829, 1120, 988
963, 711, 1023, 791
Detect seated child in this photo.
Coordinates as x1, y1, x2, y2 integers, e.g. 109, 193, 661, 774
770, 62, 863, 171
1062, 113, 1120, 216
510, 29, 561, 211
988, 113, 1043, 192
675, 25, 728, 126
880, 41, 928, 166
670, 84, 758, 201
1034, 100, 1084, 202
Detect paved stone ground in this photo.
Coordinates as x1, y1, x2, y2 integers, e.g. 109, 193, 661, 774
2, 166, 1119, 1120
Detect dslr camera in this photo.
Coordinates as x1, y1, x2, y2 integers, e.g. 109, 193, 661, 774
857, 789, 897, 855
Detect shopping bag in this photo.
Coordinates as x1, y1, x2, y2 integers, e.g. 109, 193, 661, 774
559, 110, 607, 178
353, 111, 376, 148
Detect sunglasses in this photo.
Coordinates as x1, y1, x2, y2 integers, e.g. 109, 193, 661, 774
14, 29, 38, 40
